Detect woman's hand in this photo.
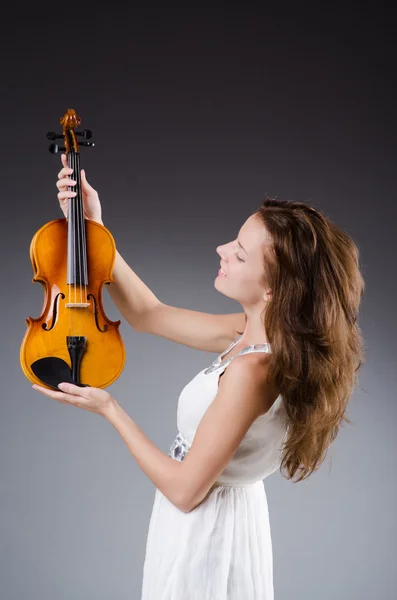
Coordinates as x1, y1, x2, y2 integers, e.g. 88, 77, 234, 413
32, 382, 116, 419
56, 153, 104, 224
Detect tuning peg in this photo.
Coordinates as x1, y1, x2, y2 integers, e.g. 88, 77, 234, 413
76, 129, 92, 139
47, 131, 64, 140
79, 141, 95, 148
49, 143, 66, 154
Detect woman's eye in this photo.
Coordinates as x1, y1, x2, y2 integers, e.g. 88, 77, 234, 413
236, 255, 244, 262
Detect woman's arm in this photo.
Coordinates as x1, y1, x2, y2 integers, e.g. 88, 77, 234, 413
31, 381, 186, 511
105, 402, 187, 512
106, 250, 161, 329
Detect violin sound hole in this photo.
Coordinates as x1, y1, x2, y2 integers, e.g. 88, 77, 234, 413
87, 293, 108, 332
42, 292, 65, 331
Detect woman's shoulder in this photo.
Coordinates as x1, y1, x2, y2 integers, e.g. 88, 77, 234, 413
221, 352, 279, 415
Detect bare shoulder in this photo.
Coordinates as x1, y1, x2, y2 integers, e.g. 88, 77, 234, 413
218, 352, 278, 416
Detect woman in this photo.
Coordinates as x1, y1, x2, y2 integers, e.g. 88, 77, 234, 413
33, 153, 366, 599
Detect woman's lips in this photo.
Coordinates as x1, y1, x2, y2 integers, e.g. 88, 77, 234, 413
218, 268, 226, 277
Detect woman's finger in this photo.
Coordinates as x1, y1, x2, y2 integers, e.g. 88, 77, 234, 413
31, 383, 90, 404
32, 384, 77, 404
58, 190, 77, 201
56, 178, 76, 190
57, 166, 73, 180
80, 170, 95, 192
58, 382, 92, 398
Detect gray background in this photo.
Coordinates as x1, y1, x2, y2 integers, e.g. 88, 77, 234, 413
1, 4, 396, 599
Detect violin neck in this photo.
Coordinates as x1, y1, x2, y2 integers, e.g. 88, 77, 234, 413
66, 151, 88, 286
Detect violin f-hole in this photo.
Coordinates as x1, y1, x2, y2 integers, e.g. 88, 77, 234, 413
42, 292, 65, 331
87, 293, 108, 332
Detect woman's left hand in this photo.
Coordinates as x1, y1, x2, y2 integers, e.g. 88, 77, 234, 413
32, 382, 116, 418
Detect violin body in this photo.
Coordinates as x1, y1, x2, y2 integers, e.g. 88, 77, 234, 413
20, 218, 126, 389
20, 108, 126, 390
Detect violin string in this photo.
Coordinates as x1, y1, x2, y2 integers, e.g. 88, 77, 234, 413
75, 149, 81, 325
75, 149, 80, 336
79, 151, 88, 312
72, 149, 76, 337
67, 149, 71, 337
80, 152, 87, 307
67, 139, 90, 343
77, 151, 87, 328
68, 147, 74, 338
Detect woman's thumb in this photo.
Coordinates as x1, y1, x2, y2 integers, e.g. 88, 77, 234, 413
81, 169, 90, 186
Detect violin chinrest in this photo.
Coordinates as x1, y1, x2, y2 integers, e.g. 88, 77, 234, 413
31, 357, 90, 390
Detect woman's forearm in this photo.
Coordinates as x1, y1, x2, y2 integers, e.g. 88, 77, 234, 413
106, 250, 161, 330
105, 401, 187, 512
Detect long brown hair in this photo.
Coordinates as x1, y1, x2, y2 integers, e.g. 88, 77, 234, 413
242, 197, 366, 482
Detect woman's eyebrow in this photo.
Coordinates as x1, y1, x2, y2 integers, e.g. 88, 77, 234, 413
237, 240, 248, 255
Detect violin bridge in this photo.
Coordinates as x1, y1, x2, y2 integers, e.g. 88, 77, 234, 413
65, 302, 91, 308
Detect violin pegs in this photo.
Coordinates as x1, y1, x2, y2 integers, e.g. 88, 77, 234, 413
76, 129, 93, 139
48, 143, 66, 154
47, 131, 64, 140
48, 142, 93, 153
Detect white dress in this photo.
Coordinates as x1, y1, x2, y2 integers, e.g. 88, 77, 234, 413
141, 335, 288, 600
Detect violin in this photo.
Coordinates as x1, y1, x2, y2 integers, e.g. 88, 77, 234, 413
20, 108, 126, 391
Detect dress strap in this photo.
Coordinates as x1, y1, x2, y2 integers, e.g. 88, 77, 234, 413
204, 334, 242, 373
218, 334, 242, 359
204, 341, 271, 375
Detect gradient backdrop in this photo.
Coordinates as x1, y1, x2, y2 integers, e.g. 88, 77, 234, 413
1, 5, 396, 600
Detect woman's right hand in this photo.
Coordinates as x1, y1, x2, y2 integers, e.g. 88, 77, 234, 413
56, 153, 103, 224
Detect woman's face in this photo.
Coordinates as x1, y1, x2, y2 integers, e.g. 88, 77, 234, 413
215, 213, 272, 306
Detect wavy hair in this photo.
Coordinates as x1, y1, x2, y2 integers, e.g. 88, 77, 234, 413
239, 197, 366, 482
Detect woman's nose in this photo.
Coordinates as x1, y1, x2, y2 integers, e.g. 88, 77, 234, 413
216, 243, 230, 258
